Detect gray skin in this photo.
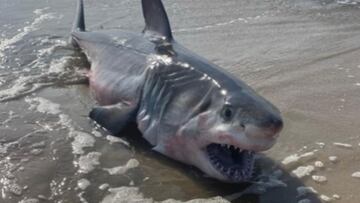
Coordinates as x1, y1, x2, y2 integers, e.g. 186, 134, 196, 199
70, 0, 283, 182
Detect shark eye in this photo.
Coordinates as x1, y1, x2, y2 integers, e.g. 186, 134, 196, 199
221, 105, 234, 122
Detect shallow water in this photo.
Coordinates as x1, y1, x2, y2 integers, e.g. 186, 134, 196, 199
1, 0, 360, 202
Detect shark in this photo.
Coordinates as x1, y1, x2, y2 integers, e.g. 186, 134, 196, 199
70, 0, 283, 182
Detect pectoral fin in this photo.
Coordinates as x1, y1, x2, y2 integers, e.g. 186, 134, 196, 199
89, 103, 135, 135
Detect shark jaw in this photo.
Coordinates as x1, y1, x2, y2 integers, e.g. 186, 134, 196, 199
152, 113, 281, 183
205, 143, 255, 182
156, 132, 259, 182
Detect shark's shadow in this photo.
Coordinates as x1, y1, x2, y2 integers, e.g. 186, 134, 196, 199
114, 124, 321, 203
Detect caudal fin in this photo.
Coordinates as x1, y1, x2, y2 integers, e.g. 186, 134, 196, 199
72, 0, 86, 32
142, 0, 173, 41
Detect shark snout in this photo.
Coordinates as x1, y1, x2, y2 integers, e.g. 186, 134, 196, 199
243, 114, 283, 140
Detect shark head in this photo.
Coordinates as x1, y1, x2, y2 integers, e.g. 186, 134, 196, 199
160, 86, 283, 182
138, 0, 283, 182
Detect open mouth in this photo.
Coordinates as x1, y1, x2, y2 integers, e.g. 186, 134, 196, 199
206, 143, 255, 182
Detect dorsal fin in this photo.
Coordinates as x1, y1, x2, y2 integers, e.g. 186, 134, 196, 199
72, 0, 86, 32
142, 0, 173, 40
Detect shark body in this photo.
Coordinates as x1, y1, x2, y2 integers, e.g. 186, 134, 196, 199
70, 0, 283, 182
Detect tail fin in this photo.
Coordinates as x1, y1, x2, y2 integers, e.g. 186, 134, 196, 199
142, 0, 172, 41
72, 0, 86, 32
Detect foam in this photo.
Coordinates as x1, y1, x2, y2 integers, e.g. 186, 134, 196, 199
58, 113, 73, 129
315, 142, 325, 148
0, 33, 71, 102
31, 141, 46, 149
0, 157, 24, 199
0, 176, 23, 197
31, 38, 68, 69
333, 142, 352, 148
0, 144, 7, 154
77, 178, 91, 190
25, 97, 61, 115
76, 152, 102, 174
24, 97, 102, 182
30, 148, 43, 156
0, 76, 44, 102
0, 54, 80, 101
104, 159, 139, 175
49, 178, 67, 199
281, 151, 316, 165
328, 156, 338, 162
319, 194, 332, 202
71, 131, 95, 155
314, 161, 324, 168
291, 165, 315, 178
106, 135, 129, 146
101, 187, 152, 203
1, 110, 16, 126
48, 57, 73, 74
0, 8, 56, 58
312, 175, 327, 183
99, 183, 110, 190
332, 194, 341, 200
92, 130, 103, 138
112, 37, 127, 46
33, 8, 49, 15
78, 191, 88, 203
19, 198, 40, 203
100, 187, 230, 203
336, 0, 359, 5
351, 171, 360, 178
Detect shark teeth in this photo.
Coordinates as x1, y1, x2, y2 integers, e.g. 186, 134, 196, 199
206, 143, 255, 182
221, 144, 243, 152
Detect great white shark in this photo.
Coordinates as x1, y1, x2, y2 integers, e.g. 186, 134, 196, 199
70, 0, 283, 182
